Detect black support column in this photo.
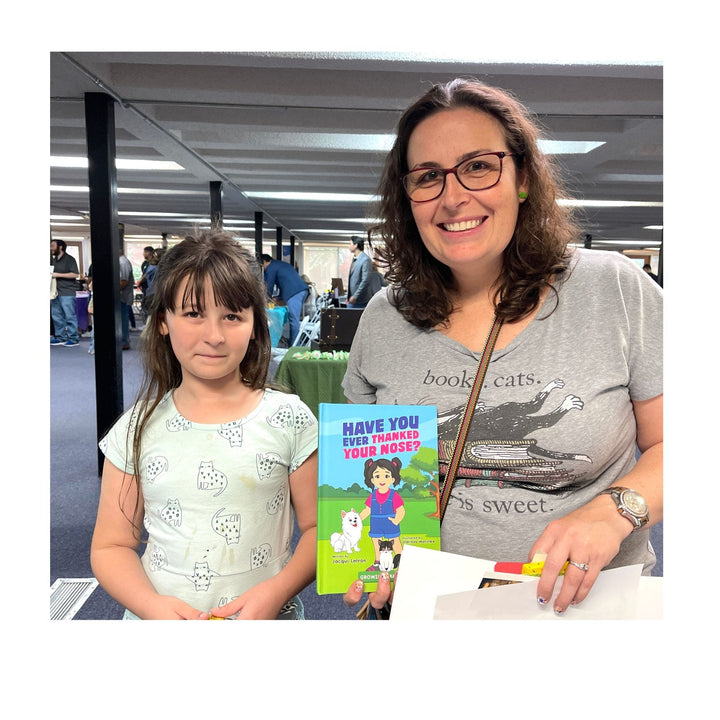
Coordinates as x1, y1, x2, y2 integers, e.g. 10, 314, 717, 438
289, 235, 296, 268
210, 181, 223, 229
254, 212, 264, 260
84, 92, 124, 475
275, 226, 283, 260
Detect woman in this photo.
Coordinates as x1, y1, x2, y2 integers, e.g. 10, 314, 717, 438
342, 78, 662, 617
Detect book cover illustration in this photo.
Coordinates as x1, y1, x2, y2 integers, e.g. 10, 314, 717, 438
317, 403, 440, 595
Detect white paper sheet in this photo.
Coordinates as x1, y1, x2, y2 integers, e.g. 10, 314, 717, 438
390, 544, 662, 620
434, 564, 643, 620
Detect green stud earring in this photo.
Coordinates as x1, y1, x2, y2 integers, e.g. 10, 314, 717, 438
518, 191, 528, 200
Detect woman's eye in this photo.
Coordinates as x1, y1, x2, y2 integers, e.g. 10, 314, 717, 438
418, 170, 441, 185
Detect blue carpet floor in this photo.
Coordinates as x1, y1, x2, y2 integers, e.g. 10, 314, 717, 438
50, 329, 662, 620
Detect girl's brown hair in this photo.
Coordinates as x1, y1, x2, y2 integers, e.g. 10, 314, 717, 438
119, 230, 270, 535
370, 77, 580, 328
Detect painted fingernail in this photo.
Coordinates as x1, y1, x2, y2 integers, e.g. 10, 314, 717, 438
380, 572, 390, 582
537, 597, 547, 606
354, 581, 364, 592
554, 607, 565, 616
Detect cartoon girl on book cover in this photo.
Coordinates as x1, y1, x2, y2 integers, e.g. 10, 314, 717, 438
359, 457, 405, 571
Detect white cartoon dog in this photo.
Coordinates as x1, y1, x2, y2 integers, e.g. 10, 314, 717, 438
330, 509, 363, 553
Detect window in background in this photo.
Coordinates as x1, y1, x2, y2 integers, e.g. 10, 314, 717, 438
302, 244, 353, 294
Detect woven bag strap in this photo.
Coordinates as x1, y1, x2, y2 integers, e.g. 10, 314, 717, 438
438, 315, 503, 522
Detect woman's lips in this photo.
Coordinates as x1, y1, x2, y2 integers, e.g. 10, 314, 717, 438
439, 217, 486, 232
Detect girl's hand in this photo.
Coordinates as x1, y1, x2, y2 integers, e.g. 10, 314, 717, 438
209, 581, 285, 620
343, 571, 394, 617
146, 595, 209, 620
529, 495, 632, 615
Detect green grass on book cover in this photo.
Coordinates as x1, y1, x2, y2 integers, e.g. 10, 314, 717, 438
316, 403, 441, 595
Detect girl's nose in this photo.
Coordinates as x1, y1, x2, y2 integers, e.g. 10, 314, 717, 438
204, 318, 225, 344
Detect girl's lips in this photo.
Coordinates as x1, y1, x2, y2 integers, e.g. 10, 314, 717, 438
439, 217, 487, 232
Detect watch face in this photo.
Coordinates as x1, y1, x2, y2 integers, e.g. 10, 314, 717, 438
621, 489, 648, 515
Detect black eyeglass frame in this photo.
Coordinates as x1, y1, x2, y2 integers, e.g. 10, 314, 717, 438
402, 151, 515, 203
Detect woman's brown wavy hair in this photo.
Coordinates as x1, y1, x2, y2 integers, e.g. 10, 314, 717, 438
370, 78, 580, 328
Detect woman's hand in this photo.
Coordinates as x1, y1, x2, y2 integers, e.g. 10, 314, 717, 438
343, 571, 394, 617
529, 495, 632, 615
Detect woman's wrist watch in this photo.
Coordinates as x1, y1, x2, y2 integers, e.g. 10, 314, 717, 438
600, 486, 649, 530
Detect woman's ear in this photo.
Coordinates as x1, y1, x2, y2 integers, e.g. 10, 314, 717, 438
517, 170, 529, 203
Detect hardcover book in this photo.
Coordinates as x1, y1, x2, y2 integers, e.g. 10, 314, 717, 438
316, 403, 441, 595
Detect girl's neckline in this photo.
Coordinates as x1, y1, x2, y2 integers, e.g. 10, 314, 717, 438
168, 387, 267, 427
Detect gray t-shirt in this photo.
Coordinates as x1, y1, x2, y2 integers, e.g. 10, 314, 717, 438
118, 254, 135, 305
342, 249, 663, 570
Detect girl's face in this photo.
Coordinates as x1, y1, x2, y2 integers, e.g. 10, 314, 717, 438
371, 466, 394, 491
406, 107, 527, 282
159, 278, 255, 387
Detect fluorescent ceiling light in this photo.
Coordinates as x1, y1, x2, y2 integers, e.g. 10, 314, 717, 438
247, 191, 376, 202
558, 199, 663, 208
644, 225, 664, 230
292, 229, 361, 235
51, 156, 184, 171
538, 140, 605, 154
50, 185, 204, 196
586, 240, 662, 246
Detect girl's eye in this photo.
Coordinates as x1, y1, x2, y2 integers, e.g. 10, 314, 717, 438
184, 310, 200, 318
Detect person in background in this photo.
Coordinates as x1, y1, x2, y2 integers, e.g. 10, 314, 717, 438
342, 78, 663, 619
91, 230, 318, 619
138, 246, 155, 320
643, 262, 660, 284
365, 258, 387, 300
118, 248, 134, 350
346, 236, 372, 309
50, 239, 80, 347
261, 253, 309, 343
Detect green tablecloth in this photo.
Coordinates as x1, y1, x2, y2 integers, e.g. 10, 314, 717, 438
273, 351, 348, 418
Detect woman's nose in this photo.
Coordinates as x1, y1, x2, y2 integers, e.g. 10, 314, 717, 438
440, 171, 471, 206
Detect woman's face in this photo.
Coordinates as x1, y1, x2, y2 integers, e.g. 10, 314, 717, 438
406, 107, 527, 282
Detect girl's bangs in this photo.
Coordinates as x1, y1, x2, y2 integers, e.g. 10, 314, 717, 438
177, 265, 255, 313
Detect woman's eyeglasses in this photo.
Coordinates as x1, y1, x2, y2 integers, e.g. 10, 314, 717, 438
402, 151, 514, 203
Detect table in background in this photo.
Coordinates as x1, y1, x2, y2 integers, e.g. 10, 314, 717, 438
267, 306, 289, 347
273, 351, 348, 418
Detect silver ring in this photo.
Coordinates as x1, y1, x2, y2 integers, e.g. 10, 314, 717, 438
568, 560, 589, 572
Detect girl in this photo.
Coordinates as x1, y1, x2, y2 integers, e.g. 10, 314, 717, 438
358, 457, 405, 569
91, 231, 318, 619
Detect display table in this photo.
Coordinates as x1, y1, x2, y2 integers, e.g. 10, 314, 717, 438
272, 350, 348, 418
267, 306, 289, 347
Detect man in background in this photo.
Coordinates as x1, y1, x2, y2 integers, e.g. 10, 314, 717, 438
347, 236, 372, 309
261, 254, 309, 344
50, 239, 80, 347
119, 248, 135, 350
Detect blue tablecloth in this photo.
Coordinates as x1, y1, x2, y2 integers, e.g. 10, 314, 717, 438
267, 306, 289, 347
